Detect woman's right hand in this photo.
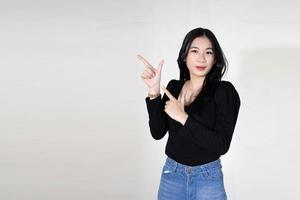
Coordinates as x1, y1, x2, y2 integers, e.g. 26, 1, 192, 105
137, 54, 164, 92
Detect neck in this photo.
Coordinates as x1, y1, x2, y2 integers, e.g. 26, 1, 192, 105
188, 74, 205, 91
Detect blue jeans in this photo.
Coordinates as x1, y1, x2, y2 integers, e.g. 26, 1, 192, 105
158, 157, 227, 200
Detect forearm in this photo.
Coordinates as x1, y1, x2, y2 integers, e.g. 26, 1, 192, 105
145, 95, 168, 140
148, 113, 168, 140
178, 114, 234, 155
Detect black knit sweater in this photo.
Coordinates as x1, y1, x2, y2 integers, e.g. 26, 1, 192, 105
145, 79, 241, 166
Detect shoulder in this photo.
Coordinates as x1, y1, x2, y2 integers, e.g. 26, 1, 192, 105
166, 79, 181, 90
214, 80, 240, 103
167, 79, 180, 85
216, 80, 238, 92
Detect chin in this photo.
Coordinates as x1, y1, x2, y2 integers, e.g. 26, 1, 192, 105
192, 71, 207, 77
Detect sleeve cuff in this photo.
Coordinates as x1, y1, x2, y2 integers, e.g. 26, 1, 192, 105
145, 94, 162, 116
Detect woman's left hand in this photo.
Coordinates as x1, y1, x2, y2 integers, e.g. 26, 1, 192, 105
161, 85, 189, 125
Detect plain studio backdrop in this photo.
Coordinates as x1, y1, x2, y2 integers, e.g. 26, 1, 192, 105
1, 0, 299, 199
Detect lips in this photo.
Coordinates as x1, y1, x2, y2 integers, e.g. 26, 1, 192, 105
195, 66, 206, 70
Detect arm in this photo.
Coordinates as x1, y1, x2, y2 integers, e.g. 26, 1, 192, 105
145, 80, 176, 140
178, 82, 241, 155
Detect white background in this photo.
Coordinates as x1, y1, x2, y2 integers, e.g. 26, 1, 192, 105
1, 0, 299, 199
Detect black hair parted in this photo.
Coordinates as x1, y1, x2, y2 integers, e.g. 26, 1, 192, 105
177, 27, 228, 87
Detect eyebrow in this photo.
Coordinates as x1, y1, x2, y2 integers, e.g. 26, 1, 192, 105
190, 46, 214, 50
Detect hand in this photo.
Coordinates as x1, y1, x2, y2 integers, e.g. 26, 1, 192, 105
161, 85, 189, 125
137, 54, 164, 91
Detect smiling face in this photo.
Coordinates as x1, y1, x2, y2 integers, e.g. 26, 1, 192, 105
185, 36, 216, 79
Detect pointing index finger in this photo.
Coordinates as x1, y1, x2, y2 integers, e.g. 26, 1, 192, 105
161, 85, 176, 101
137, 54, 157, 71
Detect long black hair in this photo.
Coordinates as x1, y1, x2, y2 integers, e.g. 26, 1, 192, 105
177, 27, 228, 88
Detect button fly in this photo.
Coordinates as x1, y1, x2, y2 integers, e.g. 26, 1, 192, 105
187, 167, 192, 174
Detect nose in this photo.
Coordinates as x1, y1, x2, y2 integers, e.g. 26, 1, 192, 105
197, 52, 206, 63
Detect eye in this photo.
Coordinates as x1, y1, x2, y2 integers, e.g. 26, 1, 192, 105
191, 50, 198, 53
206, 51, 214, 55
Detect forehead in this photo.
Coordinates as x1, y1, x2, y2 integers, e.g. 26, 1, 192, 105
190, 37, 213, 49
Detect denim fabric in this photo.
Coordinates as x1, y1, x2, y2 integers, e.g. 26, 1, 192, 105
158, 157, 227, 200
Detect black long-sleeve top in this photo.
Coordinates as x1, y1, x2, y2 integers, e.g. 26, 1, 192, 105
145, 79, 241, 166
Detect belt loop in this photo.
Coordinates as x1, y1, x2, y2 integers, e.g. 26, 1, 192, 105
173, 161, 178, 173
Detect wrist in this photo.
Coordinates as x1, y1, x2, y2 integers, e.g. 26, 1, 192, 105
148, 93, 161, 99
149, 87, 160, 95
180, 112, 189, 125
148, 85, 160, 99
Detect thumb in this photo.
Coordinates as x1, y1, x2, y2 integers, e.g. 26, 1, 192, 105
156, 59, 164, 75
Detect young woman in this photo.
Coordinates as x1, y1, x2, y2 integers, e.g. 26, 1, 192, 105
138, 27, 240, 200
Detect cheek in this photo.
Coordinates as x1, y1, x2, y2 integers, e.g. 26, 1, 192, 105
186, 55, 196, 67
207, 56, 215, 66
207, 66, 213, 72
186, 62, 194, 71
185, 58, 192, 68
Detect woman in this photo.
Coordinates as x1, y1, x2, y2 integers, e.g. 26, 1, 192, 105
138, 27, 240, 200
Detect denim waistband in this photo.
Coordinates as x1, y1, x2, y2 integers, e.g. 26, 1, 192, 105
164, 157, 222, 175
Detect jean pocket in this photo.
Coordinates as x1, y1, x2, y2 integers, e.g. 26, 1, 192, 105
203, 167, 224, 180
